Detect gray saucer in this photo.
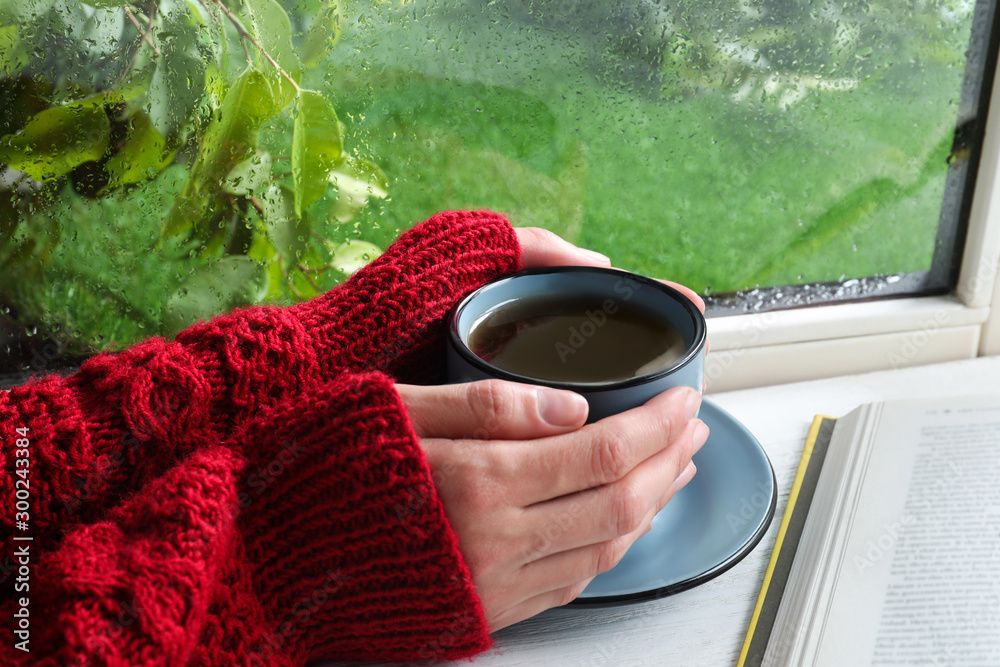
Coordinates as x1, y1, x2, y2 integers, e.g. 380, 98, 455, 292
573, 398, 776, 606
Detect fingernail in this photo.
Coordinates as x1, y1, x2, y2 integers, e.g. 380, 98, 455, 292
684, 389, 702, 421
693, 422, 710, 452
576, 247, 611, 265
537, 389, 589, 427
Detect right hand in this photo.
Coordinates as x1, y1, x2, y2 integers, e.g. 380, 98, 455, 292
398, 379, 709, 631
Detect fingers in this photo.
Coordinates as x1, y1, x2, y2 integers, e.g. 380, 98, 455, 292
407, 375, 709, 634
398, 380, 589, 440
515, 227, 612, 269
519, 418, 708, 554
512, 385, 702, 505
486, 431, 706, 631
486, 573, 594, 632
485, 495, 663, 631
513, 227, 705, 314
667, 460, 698, 498
487, 519, 642, 632
660, 280, 706, 314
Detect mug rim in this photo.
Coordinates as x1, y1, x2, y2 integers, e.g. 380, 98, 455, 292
448, 266, 707, 391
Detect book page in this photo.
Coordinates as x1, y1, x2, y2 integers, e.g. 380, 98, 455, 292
815, 395, 1000, 666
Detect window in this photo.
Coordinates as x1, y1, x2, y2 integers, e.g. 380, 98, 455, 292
1, 0, 998, 390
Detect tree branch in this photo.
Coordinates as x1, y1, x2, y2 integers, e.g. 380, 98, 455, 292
124, 6, 161, 56
249, 196, 266, 216
199, 0, 301, 93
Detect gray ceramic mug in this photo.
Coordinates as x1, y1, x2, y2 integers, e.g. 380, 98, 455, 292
447, 267, 706, 422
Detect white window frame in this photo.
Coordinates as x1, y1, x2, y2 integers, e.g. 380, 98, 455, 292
704, 61, 1000, 393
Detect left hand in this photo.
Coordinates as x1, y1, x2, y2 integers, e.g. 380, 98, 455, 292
514, 227, 706, 314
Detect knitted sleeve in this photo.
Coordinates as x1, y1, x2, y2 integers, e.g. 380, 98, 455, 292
0, 372, 491, 665
288, 209, 520, 384
0, 210, 519, 543
0, 210, 519, 663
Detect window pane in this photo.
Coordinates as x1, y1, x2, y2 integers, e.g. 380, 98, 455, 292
328, 0, 997, 312
1, 0, 997, 375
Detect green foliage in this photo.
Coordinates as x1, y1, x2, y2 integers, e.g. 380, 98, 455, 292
1, 0, 387, 354
164, 256, 268, 334
0, 97, 110, 181
292, 89, 342, 216
300, 0, 343, 66
0, 0, 980, 358
0, 25, 28, 76
104, 109, 173, 190
243, 0, 302, 105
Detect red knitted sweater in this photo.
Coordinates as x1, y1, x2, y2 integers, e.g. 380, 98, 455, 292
0, 211, 520, 665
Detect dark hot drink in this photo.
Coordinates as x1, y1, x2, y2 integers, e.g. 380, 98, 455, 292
468, 295, 685, 383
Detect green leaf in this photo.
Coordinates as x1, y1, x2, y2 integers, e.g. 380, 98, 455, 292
163, 257, 268, 334
223, 153, 272, 195
110, 55, 156, 104
80, 5, 125, 51
0, 25, 29, 76
198, 68, 278, 182
1, 0, 61, 29
104, 110, 174, 189
292, 89, 343, 217
330, 240, 383, 275
146, 4, 208, 143
184, 0, 229, 101
328, 155, 389, 222
258, 183, 309, 261
286, 242, 330, 299
243, 0, 302, 108
161, 68, 278, 243
0, 98, 110, 181
300, 0, 344, 67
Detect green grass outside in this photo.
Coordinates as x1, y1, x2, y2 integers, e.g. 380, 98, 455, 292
1, 0, 975, 356
326, 6, 966, 294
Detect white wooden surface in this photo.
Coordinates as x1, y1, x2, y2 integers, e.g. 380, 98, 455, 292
328, 356, 1000, 667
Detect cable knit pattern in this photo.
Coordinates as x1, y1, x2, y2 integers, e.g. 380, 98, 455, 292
0, 211, 520, 665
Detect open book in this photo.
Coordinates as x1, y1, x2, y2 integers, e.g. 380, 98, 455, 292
739, 394, 1000, 666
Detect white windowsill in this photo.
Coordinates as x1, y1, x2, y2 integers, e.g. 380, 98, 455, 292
705, 296, 990, 392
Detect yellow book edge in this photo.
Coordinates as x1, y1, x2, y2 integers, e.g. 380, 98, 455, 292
736, 414, 832, 667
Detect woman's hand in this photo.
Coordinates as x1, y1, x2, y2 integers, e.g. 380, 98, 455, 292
397, 380, 708, 631
514, 226, 706, 314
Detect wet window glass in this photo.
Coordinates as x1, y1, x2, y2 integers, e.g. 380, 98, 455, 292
1, 0, 997, 375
